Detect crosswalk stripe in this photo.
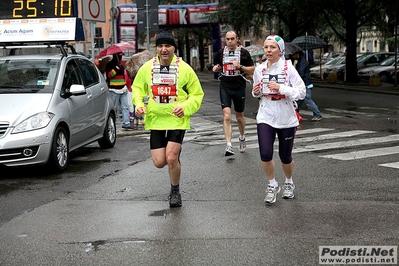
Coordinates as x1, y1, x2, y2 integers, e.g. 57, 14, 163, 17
137, 112, 399, 169
293, 134, 399, 153
299, 110, 341, 119
379, 162, 399, 169
296, 128, 335, 135
320, 146, 399, 160
295, 130, 375, 143
246, 130, 377, 149
324, 108, 376, 117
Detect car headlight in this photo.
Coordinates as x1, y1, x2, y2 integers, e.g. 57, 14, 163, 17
12, 112, 55, 134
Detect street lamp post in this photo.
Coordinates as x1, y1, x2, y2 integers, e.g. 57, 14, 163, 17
111, 0, 118, 44
266, 8, 273, 35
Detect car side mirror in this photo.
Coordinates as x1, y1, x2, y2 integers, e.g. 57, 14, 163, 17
61, 84, 86, 98
70, 84, 86, 95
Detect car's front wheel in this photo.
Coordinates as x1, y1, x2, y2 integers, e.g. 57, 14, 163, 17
98, 113, 116, 149
47, 126, 69, 172
379, 72, 390, 83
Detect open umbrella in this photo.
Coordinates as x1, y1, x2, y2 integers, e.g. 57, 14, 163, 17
285, 42, 303, 56
125, 50, 154, 80
98, 42, 135, 58
291, 35, 327, 50
245, 45, 264, 57
292, 35, 327, 80
97, 55, 112, 73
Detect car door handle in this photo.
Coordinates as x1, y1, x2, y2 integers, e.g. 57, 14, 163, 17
100, 87, 105, 91
87, 94, 93, 99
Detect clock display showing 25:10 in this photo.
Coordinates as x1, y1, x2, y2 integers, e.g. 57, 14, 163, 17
0, 0, 78, 20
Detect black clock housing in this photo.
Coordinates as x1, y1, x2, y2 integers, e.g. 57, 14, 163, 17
0, 0, 78, 19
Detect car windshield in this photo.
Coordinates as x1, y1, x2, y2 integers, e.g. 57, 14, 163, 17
0, 58, 60, 94
357, 54, 375, 63
325, 57, 343, 65
336, 57, 346, 64
379, 56, 397, 66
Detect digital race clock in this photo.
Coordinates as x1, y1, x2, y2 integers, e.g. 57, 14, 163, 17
0, 0, 78, 20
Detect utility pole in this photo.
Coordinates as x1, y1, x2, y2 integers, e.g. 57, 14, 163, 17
137, 0, 159, 50
394, 0, 398, 87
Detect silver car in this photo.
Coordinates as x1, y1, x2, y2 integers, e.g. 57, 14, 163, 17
0, 45, 116, 172
358, 56, 399, 83
310, 56, 345, 79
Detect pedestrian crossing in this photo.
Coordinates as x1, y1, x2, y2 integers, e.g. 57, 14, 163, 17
136, 112, 399, 169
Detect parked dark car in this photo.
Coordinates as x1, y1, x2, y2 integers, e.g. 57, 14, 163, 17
391, 69, 399, 83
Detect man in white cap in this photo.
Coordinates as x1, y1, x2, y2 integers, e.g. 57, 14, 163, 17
132, 29, 204, 208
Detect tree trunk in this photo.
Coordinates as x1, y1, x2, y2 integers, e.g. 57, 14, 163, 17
198, 35, 205, 72
345, 0, 359, 83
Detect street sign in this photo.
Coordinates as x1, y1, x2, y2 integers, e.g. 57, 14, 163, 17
82, 0, 106, 22
137, 0, 159, 32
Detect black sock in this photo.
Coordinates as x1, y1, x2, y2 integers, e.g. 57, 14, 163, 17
171, 184, 179, 192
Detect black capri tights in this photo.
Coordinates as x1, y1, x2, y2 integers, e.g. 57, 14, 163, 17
257, 123, 296, 164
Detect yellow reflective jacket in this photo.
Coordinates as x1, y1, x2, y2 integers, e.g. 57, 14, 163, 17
132, 55, 204, 130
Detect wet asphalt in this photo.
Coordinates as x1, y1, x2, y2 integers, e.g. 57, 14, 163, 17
0, 72, 398, 265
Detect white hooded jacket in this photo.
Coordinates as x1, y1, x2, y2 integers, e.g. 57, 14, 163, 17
252, 58, 306, 128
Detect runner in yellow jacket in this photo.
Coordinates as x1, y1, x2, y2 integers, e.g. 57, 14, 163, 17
132, 29, 204, 208
132, 56, 203, 130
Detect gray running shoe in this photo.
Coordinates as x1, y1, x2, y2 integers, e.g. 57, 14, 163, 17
264, 184, 281, 204
225, 145, 235, 156
282, 183, 295, 199
311, 116, 322, 122
169, 191, 182, 208
239, 138, 246, 153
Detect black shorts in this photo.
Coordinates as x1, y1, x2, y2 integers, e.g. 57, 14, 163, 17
220, 85, 246, 113
150, 130, 186, 149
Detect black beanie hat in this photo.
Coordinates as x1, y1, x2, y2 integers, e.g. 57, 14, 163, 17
155, 30, 176, 47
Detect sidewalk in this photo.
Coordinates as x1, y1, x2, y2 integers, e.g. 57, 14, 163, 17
313, 79, 399, 95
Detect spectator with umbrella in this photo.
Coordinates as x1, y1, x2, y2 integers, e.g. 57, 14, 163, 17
291, 34, 326, 65
125, 50, 154, 126
105, 51, 134, 130
98, 42, 135, 58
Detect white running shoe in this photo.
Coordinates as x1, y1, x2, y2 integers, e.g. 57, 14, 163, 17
282, 183, 295, 199
239, 138, 246, 153
264, 184, 281, 204
225, 145, 235, 156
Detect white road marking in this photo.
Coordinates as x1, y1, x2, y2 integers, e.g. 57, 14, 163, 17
320, 146, 399, 160
293, 135, 399, 153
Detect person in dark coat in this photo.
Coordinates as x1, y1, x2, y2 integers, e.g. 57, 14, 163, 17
291, 51, 322, 121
